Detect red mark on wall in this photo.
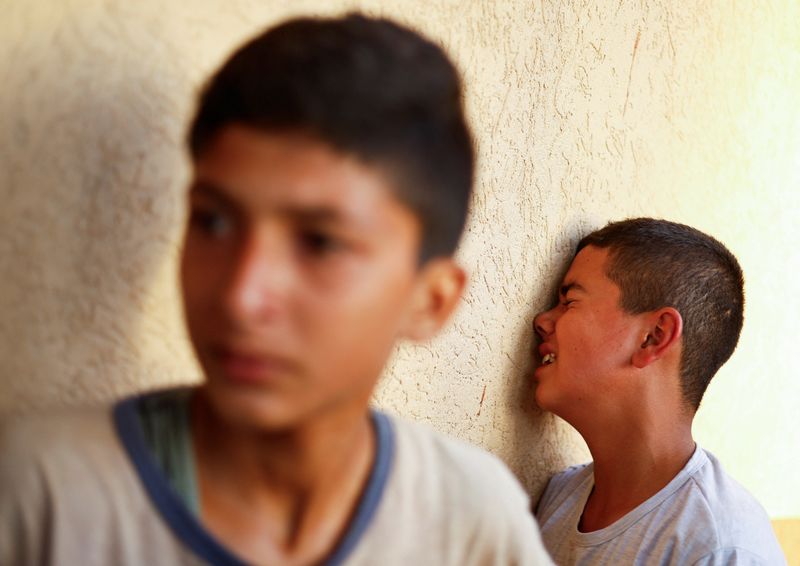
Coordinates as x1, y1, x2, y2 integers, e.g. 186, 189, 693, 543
477, 384, 487, 416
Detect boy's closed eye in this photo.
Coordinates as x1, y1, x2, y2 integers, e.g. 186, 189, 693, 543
560, 292, 580, 307
557, 282, 585, 308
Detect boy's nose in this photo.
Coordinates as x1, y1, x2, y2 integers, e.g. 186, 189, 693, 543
533, 308, 555, 339
224, 234, 291, 324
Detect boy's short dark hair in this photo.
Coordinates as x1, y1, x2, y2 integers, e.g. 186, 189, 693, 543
188, 13, 474, 263
577, 218, 745, 410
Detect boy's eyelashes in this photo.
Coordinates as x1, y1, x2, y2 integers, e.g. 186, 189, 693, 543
297, 229, 347, 256
558, 296, 576, 308
189, 206, 234, 238
188, 205, 351, 257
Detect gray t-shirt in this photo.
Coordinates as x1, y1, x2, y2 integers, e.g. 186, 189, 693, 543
535, 445, 786, 565
0, 392, 554, 566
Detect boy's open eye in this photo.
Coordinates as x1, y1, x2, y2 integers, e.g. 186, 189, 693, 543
189, 206, 233, 238
298, 229, 345, 256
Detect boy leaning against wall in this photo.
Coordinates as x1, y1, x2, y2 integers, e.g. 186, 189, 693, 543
0, 13, 554, 566
532, 218, 785, 565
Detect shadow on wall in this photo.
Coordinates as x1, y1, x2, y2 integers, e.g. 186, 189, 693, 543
498, 220, 591, 499
0, 4, 195, 415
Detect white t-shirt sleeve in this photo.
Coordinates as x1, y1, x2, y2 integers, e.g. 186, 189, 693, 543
365, 416, 554, 565
692, 546, 783, 566
463, 454, 554, 565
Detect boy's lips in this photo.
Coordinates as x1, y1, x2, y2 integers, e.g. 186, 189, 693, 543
212, 346, 297, 385
537, 343, 557, 364
537, 343, 555, 357
533, 344, 557, 381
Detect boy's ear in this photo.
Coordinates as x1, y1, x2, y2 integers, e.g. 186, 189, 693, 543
631, 307, 683, 368
400, 258, 466, 342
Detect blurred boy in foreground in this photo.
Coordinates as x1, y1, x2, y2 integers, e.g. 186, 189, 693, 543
0, 14, 553, 566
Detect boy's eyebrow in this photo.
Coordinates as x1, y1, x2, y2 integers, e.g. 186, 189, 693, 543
284, 206, 348, 225
189, 180, 236, 207
189, 180, 353, 226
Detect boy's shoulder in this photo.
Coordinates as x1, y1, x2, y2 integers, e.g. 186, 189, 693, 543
0, 404, 118, 471
546, 461, 593, 488
388, 412, 528, 503
535, 460, 593, 518
680, 448, 786, 564
691, 448, 771, 515
0, 402, 144, 517
355, 412, 553, 565
534, 447, 785, 566
0, 400, 208, 566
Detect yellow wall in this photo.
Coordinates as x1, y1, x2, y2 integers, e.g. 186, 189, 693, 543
0, 0, 797, 524
773, 519, 800, 565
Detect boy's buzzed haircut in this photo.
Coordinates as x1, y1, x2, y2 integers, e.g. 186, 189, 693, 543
189, 13, 474, 263
577, 218, 745, 410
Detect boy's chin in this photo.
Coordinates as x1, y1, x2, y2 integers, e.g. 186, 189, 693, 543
533, 382, 559, 414
197, 383, 309, 433
196, 381, 374, 434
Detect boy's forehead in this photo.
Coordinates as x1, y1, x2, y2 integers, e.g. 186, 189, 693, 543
193, 125, 357, 187
561, 246, 615, 292
191, 125, 419, 231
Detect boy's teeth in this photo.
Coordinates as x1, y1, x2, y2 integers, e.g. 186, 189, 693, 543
542, 353, 556, 365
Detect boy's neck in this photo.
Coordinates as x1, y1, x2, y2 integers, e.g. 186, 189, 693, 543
575, 397, 695, 533
190, 389, 376, 566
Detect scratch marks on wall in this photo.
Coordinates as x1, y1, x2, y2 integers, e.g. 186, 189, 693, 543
477, 384, 487, 416
623, 28, 641, 117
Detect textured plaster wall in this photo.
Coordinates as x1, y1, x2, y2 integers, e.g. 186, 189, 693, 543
1, 1, 798, 517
